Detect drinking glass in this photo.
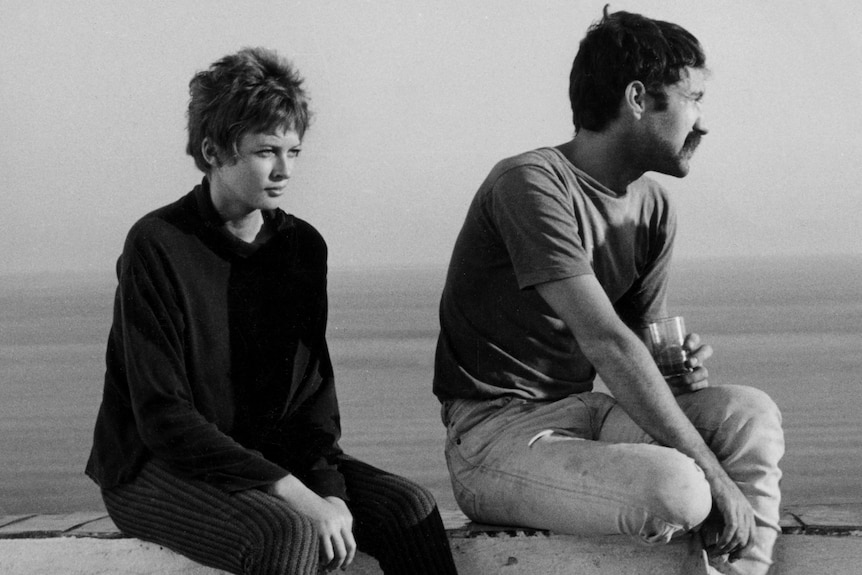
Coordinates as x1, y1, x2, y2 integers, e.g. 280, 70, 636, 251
646, 316, 690, 377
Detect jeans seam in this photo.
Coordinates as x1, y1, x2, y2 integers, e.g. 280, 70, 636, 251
445, 440, 478, 515
462, 456, 690, 531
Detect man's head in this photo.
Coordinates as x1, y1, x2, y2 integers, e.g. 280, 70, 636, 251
186, 47, 311, 173
569, 6, 706, 133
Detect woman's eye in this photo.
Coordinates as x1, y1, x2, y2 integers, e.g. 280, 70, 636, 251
288, 149, 302, 158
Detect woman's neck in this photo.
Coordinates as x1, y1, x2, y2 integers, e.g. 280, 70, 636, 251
223, 211, 266, 244
208, 187, 270, 244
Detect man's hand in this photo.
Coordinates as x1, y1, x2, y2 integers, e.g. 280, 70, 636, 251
268, 475, 356, 571
536, 276, 751, 561
703, 473, 756, 562
665, 332, 713, 395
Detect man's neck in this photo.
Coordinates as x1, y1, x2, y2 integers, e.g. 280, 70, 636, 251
556, 132, 644, 195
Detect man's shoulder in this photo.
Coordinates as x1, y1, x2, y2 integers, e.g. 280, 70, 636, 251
479, 148, 575, 197
491, 147, 566, 175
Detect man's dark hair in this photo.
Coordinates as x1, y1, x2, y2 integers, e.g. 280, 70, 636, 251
569, 6, 706, 132
186, 47, 311, 173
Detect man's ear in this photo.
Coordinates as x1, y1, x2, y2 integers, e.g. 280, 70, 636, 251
201, 137, 220, 168
623, 81, 647, 119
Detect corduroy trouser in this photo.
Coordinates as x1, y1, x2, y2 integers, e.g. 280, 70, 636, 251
102, 455, 458, 575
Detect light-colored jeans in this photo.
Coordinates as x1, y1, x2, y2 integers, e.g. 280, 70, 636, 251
442, 385, 784, 571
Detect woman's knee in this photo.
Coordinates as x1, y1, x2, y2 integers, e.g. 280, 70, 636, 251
241, 503, 319, 575
376, 477, 439, 528
342, 456, 439, 521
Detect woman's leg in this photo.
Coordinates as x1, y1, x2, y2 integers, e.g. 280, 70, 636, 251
102, 459, 319, 575
339, 455, 459, 575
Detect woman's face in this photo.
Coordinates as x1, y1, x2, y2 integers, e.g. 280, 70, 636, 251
207, 126, 303, 219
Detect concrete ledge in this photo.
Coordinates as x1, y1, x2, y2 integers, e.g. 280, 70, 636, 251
1, 505, 861, 574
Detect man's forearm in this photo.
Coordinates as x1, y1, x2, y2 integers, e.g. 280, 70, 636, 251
536, 275, 728, 483
583, 328, 727, 481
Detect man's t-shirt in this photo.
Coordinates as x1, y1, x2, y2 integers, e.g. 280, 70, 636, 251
434, 147, 677, 401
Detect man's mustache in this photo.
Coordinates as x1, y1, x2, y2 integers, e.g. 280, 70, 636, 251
683, 132, 703, 152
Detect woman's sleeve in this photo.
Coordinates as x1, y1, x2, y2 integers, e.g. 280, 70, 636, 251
257, 289, 348, 500
280, 341, 347, 499
118, 229, 290, 492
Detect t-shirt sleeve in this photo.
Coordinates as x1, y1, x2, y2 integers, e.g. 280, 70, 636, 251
489, 164, 594, 290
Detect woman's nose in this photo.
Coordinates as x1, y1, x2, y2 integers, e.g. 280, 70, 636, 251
272, 154, 291, 179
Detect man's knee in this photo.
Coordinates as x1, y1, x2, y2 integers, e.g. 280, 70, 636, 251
642, 450, 712, 531
723, 385, 782, 422
709, 385, 784, 458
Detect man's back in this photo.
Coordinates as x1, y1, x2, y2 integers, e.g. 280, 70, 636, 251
434, 146, 676, 401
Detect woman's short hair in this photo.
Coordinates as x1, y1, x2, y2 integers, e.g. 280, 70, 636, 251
186, 47, 311, 173
569, 7, 706, 132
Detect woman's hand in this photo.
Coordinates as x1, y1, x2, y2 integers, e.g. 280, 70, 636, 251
320, 497, 356, 571
666, 332, 713, 395
268, 475, 356, 571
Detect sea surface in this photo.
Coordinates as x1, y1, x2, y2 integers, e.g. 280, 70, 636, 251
1, 255, 860, 515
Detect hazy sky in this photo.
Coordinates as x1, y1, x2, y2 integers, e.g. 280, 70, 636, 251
2, 0, 860, 275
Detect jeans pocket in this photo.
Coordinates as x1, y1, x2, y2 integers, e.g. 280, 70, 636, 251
444, 435, 479, 518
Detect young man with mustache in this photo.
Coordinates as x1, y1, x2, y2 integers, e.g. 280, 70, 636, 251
434, 8, 783, 575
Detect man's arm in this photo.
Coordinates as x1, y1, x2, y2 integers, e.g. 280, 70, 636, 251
536, 274, 754, 558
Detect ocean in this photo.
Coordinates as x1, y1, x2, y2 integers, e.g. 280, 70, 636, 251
1, 255, 860, 515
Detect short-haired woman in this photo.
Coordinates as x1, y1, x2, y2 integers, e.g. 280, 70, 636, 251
86, 47, 458, 575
